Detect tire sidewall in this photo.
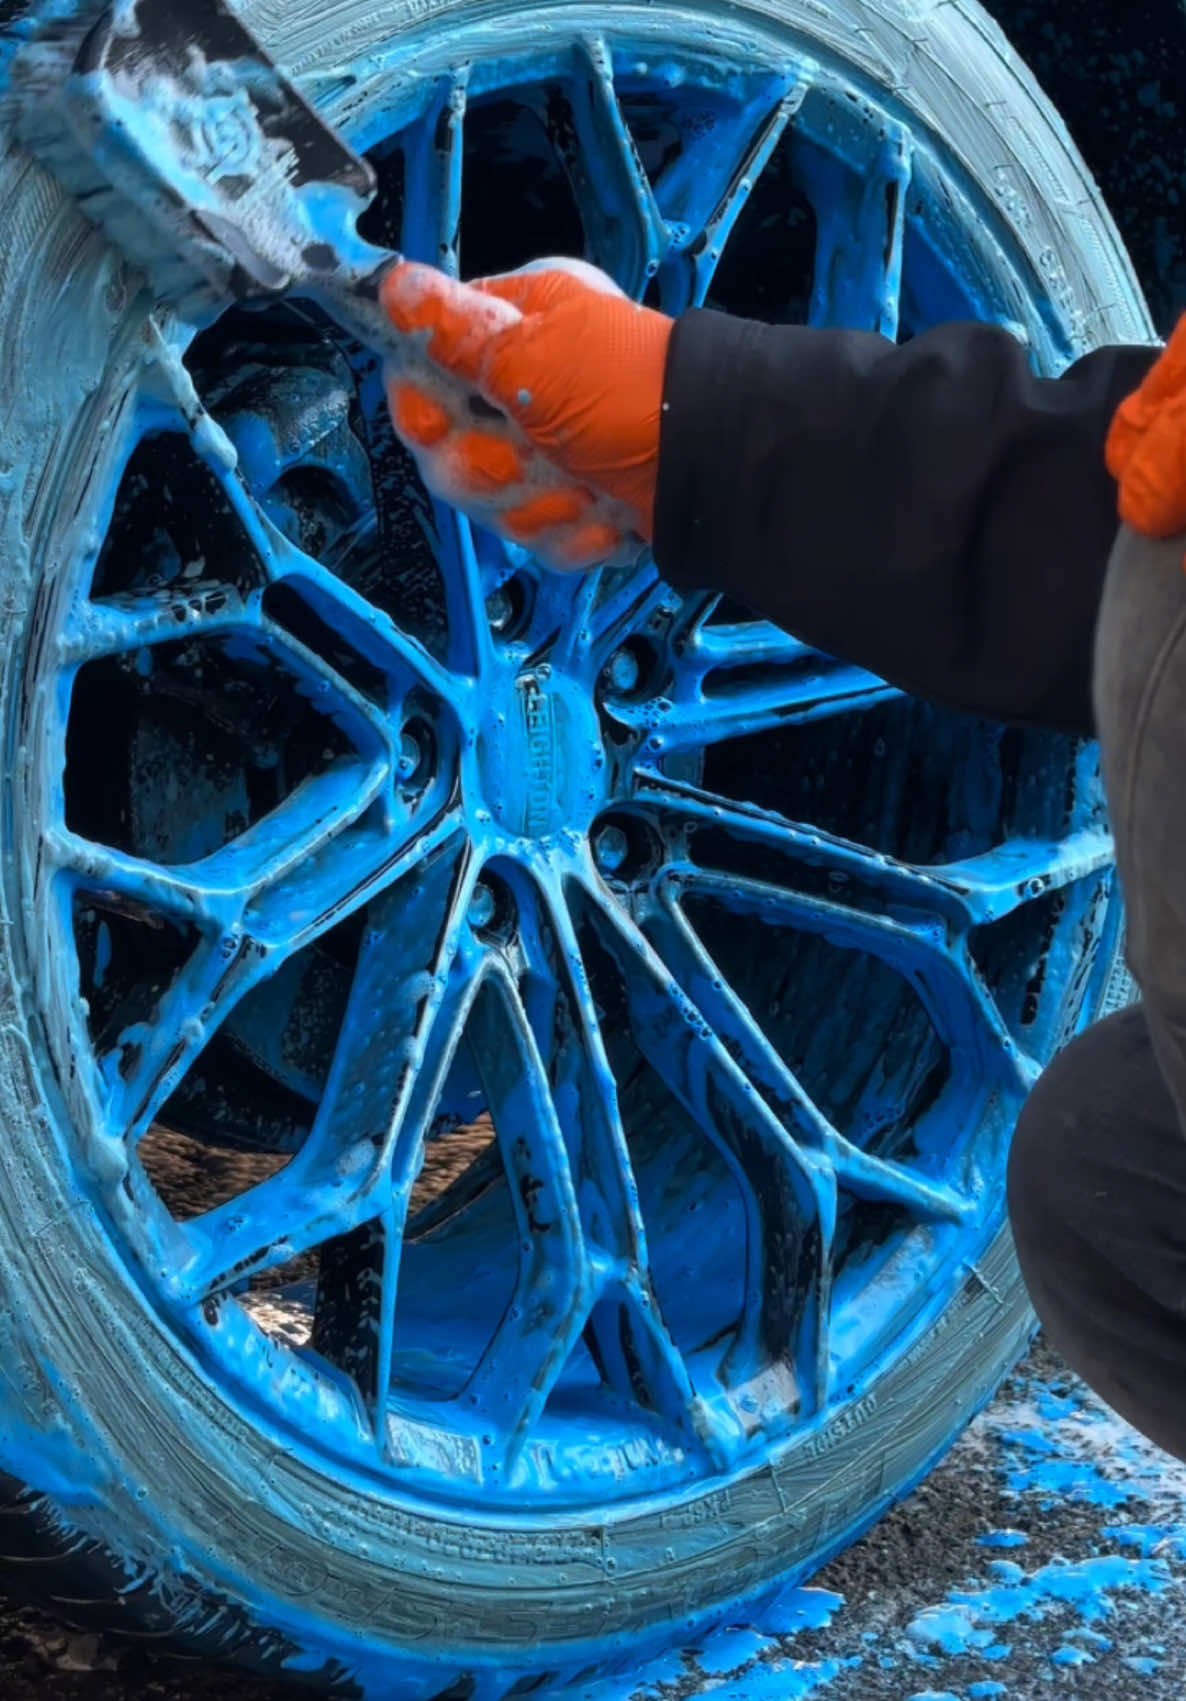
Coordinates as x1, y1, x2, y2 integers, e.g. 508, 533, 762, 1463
0, 0, 1150, 1671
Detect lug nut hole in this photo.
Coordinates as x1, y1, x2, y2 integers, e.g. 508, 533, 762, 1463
591, 813, 662, 883
469, 871, 516, 941
600, 636, 660, 704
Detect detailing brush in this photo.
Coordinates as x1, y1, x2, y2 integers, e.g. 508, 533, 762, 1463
10, 0, 646, 563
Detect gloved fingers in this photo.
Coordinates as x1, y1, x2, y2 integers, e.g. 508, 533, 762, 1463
1115, 392, 1186, 539
387, 377, 635, 573
547, 519, 629, 571
502, 489, 594, 539
380, 263, 522, 389
380, 258, 621, 387
471, 257, 627, 311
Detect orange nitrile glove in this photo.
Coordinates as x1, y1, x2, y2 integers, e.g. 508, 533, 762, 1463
1106, 312, 1186, 545
381, 257, 673, 572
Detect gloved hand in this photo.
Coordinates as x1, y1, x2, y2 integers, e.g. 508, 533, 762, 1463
1106, 313, 1186, 542
381, 258, 673, 571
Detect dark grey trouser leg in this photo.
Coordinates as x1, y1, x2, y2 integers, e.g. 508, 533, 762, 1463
1008, 526, 1186, 1461
1095, 526, 1186, 1116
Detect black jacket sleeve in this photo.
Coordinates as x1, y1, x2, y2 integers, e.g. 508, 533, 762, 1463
653, 311, 1158, 737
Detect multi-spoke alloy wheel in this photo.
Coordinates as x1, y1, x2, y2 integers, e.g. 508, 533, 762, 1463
0, 0, 1153, 1689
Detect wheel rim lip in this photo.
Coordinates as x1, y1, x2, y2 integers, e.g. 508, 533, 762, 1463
22, 5, 1131, 1520
304, 1, 1144, 359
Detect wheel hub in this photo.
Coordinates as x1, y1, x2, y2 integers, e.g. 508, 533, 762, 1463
474, 660, 610, 841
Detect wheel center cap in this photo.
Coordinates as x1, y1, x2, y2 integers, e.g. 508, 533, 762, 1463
479, 665, 608, 839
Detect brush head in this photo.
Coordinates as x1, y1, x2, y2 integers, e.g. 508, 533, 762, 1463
13, 0, 381, 312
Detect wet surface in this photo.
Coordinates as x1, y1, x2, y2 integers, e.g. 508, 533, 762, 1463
1, 1335, 1182, 1699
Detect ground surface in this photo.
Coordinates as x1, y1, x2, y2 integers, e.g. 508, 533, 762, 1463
0, 1335, 1181, 1700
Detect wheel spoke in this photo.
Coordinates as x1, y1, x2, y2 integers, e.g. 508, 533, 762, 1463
265, 542, 456, 704
460, 965, 593, 1467
372, 930, 491, 1427
680, 866, 1035, 1098
104, 927, 270, 1144
655, 75, 808, 313
202, 758, 390, 902
520, 878, 642, 1270
929, 828, 1115, 926
57, 781, 464, 1141
170, 841, 480, 1304
561, 38, 670, 297
429, 501, 495, 677
619, 653, 897, 754
635, 772, 1106, 937
634, 774, 1040, 1096
690, 621, 817, 670
400, 70, 468, 276
50, 831, 240, 934
396, 70, 488, 675
247, 804, 466, 952
582, 562, 667, 660
56, 770, 459, 955
647, 893, 971, 1226
46, 832, 304, 1141
576, 875, 835, 1416
58, 580, 260, 666
806, 120, 912, 335
588, 1271, 735, 1455
633, 771, 946, 915
521, 877, 732, 1459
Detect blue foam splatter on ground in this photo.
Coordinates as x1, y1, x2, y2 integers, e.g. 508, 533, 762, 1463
905, 1550, 1169, 1659
716, 1655, 861, 1698
1052, 1643, 1096, 1667
609, 1356, 1186, 1701
1124, 1654, 1162, 1675
695, 1630, 774, 1677
748, 1587, 847, 1636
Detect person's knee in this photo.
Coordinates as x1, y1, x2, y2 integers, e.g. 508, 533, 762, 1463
1006, 1041, 1087, 1264
1008, 1006, 1182, 1288
1007, 1009, 1148, 1260
1006, 1008, 1186, 1460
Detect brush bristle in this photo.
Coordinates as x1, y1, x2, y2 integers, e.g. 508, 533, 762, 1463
11, 18, 219, 311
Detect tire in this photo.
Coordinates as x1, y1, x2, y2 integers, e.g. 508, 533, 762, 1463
0, 0, 1153, 1693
